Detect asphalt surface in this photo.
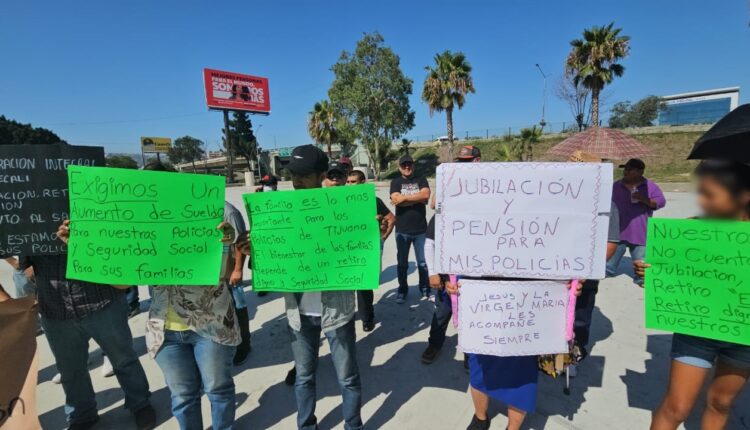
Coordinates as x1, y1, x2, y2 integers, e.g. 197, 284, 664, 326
2, 183, 748, 430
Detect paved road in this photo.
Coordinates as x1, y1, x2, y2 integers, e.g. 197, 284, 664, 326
2, 185, 748, 430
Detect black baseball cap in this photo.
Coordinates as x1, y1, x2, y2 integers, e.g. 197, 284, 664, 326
287, 145, 329, 175
327, 161, 346, 175
619, 158, 646, 170
399, 155, 414, 165
455, 145, 481, 161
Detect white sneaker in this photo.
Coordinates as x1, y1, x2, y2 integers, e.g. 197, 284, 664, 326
101, 356, 114, 377
52, 373, 62, 384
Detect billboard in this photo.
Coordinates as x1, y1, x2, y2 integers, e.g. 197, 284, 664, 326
141, 137, 172, 153
203, 68, 270, 114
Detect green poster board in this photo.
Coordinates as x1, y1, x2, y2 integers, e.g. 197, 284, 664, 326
244, 184, 380, 292
645, 218, 750, 345
66, 166, 225, 285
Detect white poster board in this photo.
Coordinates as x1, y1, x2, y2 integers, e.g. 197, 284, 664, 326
435, 162, 613, 279
458, 279, 569, 356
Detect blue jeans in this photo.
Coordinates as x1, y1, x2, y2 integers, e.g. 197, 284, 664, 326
125, 286, 139, 309
606, 241, 646, 284
428, 288, 454, 348
154, 330, 236, 430
290, 316, 362, 430
41, 295, 151, 424
395, 232, 429, 295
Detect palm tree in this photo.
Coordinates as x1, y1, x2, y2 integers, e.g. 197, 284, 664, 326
399, 138, 412, 156
566, 22, 630, 128
422, 50, 475, 159
519, 126, 542, 161
307, 100, 338, 157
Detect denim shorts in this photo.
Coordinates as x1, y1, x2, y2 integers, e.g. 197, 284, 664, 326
671, 333, 750, 370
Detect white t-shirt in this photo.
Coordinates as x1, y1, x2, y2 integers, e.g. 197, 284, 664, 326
298, 292, 322, 316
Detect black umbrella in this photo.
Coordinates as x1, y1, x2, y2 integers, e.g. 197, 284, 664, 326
688, 104, 750, 162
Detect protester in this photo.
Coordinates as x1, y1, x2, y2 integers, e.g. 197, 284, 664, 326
606, 158, 666, 285
4, 255, 41, 335
26, 223, 154, 430
256, 174, 279, 192
225, 201, 251, 365
567, 151, 622, 374
323, 160, 347, 187
244, 145, 363, 430
634, 161, 750, 430
389, 154, 431, 302
421, 145, 480, 366
346, 169, 395, 332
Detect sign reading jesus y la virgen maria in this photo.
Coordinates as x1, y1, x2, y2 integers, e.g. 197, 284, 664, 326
435, 162, 613, 280
645, 218, 750, 345
65, 166, 225, 285
244, 184, 380, 292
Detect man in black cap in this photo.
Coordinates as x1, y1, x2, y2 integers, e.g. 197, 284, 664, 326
323, 160, 347, 187
280, 145, 363, 430
389, 154, 431, 303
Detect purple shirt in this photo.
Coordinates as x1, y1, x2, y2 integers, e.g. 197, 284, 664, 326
611, 178, 666, 246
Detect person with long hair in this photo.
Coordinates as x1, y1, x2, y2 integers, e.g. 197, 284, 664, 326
635, 161, 750, 430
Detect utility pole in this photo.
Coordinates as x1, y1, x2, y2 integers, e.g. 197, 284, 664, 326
535, 63, 548, 132
223, 110, 233, 183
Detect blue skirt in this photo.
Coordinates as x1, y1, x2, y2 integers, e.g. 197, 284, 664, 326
468, 353, 538, 412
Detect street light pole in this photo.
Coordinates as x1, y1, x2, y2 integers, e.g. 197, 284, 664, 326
535, 63, 548, 132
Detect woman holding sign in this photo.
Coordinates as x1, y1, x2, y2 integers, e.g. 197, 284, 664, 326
635, 161, 750, 430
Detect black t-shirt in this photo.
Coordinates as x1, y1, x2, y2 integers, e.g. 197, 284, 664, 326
390, 175, 429, 234
426, 215, 435, 240
376, 197, 390, 217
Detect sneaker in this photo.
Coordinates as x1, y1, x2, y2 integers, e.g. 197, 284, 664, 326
66, 418, 99, 430
396, 294, 406, 304
134, 404, 156, 430
101, 356, 114, 377
421, 290, 430, 299
421, 345, 440, 364
466, 415, 491, 430
52, 373, 62, 384
285, 367, 297, 386
362, 321, 375, 332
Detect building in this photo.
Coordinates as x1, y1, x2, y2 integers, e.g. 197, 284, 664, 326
658, 87, 740, 126
266, 143, 373, 179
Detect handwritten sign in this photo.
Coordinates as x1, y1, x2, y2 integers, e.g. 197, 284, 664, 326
0, 144, 104, 257
458, 280, 569, 356
435, 162, 613, 279
244, 184, 380, 292
645, 218, 750, 345
66, 166, 225, 285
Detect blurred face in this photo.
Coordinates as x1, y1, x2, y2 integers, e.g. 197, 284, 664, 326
346, 174, 364, 185
622, 166, 644, 183
696, 176, 750, 219
327, 171, 346, 186
399, 162, 414, 177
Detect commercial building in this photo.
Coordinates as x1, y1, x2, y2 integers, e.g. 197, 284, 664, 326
658, 87, 740, 126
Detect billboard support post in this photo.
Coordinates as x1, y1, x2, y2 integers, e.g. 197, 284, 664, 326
224, 109, 234, 183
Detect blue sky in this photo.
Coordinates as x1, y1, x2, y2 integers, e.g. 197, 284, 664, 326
1, 0, 748, 154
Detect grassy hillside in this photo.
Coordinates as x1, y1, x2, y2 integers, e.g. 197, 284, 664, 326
386, 130, 704, 183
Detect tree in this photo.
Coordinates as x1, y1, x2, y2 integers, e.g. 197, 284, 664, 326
518, 126, 542, 161
105, 154, 138, 169
169, 136, 205, 171
555, 72, 591, 131
367, 136, 398, 172
566, 22, 630, 128
0, 115, 67, 145
398, 138, 412, 156
608, 95, 662, 128
308, 100, 339, 157
328, 32, 415, 179
421, 50, 475, 159
495, 143, 515, 161
224, 112, 258, 171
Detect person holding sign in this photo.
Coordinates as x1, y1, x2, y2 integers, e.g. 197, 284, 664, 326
346, 169, 395, 332
32, 225, 155, 430
634, 161, 750, 430
275, 145, 363, 430
607, 158, 666, 285
390, 154, 431, 303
